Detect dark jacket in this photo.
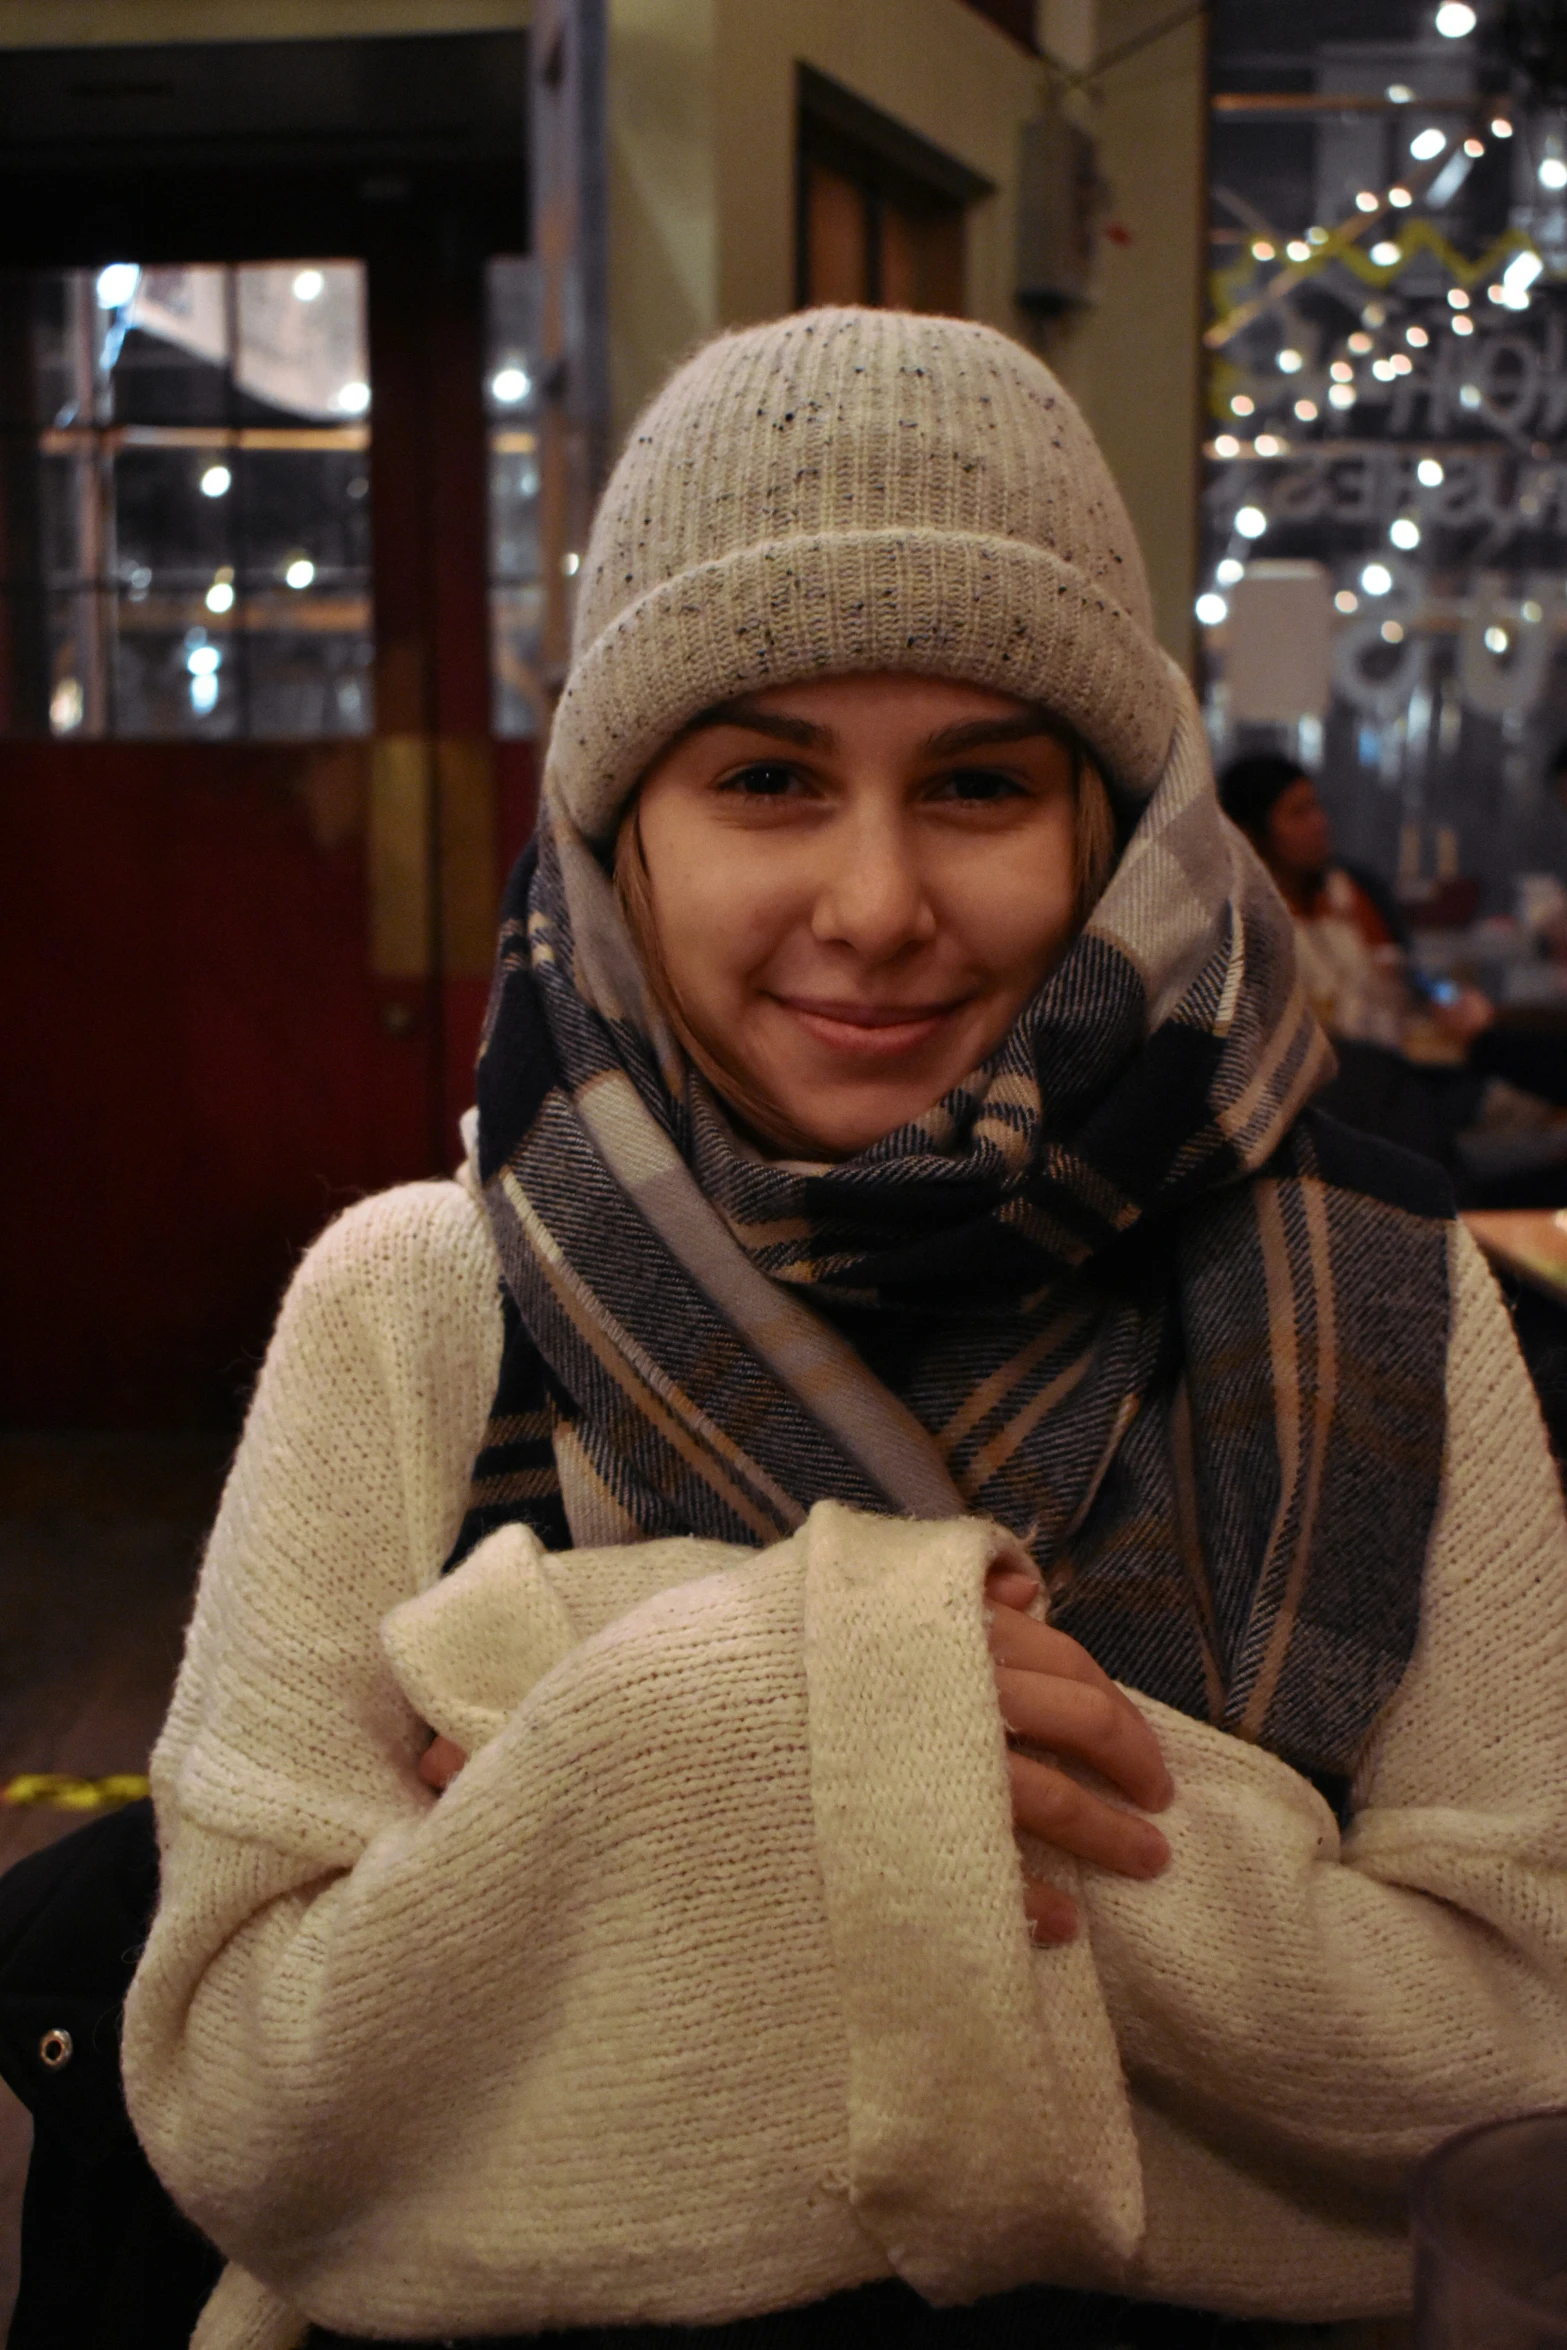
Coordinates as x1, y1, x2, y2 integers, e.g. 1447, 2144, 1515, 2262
0, 1801, 220, 2349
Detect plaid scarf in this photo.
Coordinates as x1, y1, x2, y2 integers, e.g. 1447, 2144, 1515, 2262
463, 692, 1452, 1791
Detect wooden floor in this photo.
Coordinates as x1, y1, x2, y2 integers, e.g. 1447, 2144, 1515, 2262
0, 1431, 226, 2334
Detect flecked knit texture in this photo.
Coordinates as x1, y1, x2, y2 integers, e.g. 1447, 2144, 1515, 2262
546, 308, 1177, 843
121, 1187, 1567, 2348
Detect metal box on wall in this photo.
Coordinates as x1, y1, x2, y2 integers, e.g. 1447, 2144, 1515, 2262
1016, 111, 1099, 313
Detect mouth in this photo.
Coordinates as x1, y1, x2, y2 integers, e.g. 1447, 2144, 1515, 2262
770, 994, 969, 1056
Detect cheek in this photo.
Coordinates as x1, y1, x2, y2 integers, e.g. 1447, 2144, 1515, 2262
958, 813, 1080, 991
642, 829, 791, 1006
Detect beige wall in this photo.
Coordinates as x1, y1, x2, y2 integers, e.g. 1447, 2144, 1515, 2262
606, 0, 720, 444
608, 0, 1042, 441
1042, 0, 1205, 673
0, 0, 526, 42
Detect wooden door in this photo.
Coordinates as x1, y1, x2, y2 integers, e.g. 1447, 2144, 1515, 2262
0, 128, 549, 1419
0, 236, 536, 1430
0, 24, 611, 1428
795, 67, 986, 317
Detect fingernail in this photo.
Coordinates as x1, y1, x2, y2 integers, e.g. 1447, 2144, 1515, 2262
1028, 1914, 1077, 1946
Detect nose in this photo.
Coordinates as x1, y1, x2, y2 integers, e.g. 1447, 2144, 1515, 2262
809, 806, 937, 962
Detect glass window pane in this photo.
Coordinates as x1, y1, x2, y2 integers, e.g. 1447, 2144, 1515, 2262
0, 261, 374, 740
1203, 13, 1567, 967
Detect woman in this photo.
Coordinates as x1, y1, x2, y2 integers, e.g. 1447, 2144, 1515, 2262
1216, 751, 1491, 1183
123, 309, 1567, 2350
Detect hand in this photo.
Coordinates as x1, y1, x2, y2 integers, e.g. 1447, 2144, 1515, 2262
418, 1732, 467, 1792
1433, 984, 1494, 1045
985, 1565, 1174, 1946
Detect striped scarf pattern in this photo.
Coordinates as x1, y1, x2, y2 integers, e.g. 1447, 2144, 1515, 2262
467, 688, 1452, 1789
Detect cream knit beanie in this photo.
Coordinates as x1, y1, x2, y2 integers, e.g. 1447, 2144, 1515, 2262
546, 306, 1177, 845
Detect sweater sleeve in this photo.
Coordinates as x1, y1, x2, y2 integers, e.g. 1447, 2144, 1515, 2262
1083, 1221, 1567, 2319
122, 1184, 1140, 2347
128, 1187, 1567, 2345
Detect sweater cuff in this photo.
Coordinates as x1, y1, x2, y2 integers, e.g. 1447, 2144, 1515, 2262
380, 1527, 760, 1755
191, 2262, 307, 2350
380, 1525, 576, 1755
800, 1500, 1143, 2303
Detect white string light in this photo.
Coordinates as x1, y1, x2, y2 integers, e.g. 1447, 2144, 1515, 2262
1209, 128, 1558, 600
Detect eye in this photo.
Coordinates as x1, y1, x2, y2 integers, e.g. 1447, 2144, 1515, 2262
717, 760, 804, 798
934, 766, 1030, 804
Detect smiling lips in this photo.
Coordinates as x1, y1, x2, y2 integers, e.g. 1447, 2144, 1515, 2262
773, 994, 969, 1056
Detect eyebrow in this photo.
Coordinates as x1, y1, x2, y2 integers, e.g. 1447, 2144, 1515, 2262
680, 699, 828, 748
919, 714, 1065, 758
680, 698, 1064, 759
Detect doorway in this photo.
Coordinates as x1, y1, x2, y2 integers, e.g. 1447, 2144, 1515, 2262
0, 32, 540, 1425
794, 65, 993, 315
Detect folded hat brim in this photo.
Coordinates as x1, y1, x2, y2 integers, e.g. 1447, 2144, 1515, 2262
545, 528, 1178, 843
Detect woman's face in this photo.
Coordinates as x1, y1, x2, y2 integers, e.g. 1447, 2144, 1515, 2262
1262, 776, 1333, 886
634, 672, 1082, 1158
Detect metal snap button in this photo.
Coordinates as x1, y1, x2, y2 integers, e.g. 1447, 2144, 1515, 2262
38, 2028, 72, 2070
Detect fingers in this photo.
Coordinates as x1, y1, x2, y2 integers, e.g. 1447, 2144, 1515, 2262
1007, 1748, 1169, 1879
994, 1659, 1173, 1814
1022, 1877, 1079, 1945
418, 1733, 468, 1792
985, 1574, 1168, 1942
987, 1603, 1117, 1690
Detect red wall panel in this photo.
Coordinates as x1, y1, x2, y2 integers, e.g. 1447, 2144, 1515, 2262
1, 740, 437, 1426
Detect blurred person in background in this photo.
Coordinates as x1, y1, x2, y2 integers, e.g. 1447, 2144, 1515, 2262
1219, 752, 1493, 1175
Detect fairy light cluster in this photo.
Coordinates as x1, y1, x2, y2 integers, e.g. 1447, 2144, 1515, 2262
1198, 80, 1558, 630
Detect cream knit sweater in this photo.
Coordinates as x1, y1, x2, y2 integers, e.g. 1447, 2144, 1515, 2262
121, 1179, 1567, 2350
